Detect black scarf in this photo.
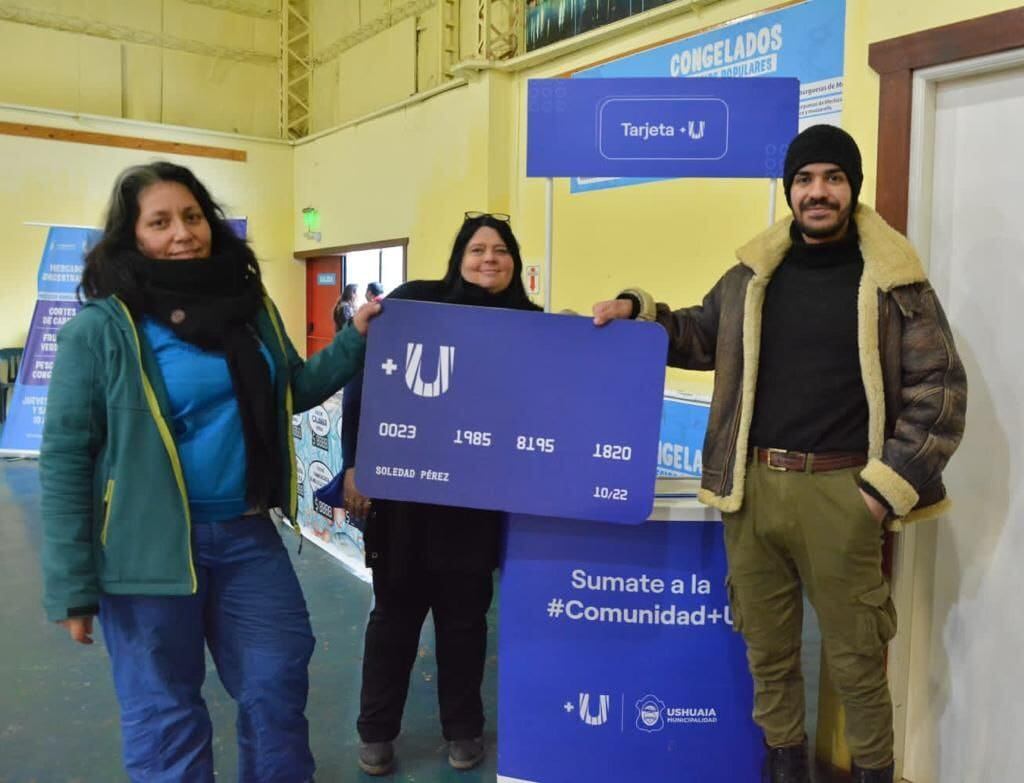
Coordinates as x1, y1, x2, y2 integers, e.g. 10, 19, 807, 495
127, 248, 281, 510
444, 277, 542, 310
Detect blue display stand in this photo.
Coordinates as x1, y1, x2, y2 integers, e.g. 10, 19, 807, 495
498, 509, 762, 782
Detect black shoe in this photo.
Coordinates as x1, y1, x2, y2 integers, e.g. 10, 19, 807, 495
358, 740, 395, 776
448, 737, 485, 770
762, 739, 810, 783
852, 761, 895, 783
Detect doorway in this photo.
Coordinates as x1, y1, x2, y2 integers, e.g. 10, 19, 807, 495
305, 255, 342, 358
299, 239, 408, 357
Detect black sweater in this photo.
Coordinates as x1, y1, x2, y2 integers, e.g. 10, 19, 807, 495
747, 220, 869, 454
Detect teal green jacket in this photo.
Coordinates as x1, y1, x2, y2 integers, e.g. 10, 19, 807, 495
40, 295, 366, 622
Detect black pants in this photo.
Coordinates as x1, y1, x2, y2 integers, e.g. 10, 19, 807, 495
357, 568, 494, 743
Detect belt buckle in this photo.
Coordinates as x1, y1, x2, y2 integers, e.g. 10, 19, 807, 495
766, 448, 789, 471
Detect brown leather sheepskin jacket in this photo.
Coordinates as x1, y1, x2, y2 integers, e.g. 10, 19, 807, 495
624, 204, 967, 525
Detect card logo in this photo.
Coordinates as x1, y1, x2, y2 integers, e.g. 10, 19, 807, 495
578, 692, 611, 726
404, 343, 455, 398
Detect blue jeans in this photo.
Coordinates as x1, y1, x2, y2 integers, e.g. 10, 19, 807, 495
100, 514, 316, 783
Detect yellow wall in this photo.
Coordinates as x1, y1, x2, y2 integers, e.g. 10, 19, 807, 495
0, 105, 298, 350
0, 1, 280, 137
310, 11, 418, 132
309, 0, 482, 133
294, 76, 500, 283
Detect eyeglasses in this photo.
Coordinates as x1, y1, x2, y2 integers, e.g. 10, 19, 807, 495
464, 211, 511, 223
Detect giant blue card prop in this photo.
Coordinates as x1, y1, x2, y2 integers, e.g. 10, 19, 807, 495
527, 77, 799, 179
355, 300, 667, 523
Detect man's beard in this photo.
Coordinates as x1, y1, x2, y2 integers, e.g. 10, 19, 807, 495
795, 199, 853, 241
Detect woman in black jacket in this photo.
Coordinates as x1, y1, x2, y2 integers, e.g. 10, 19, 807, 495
340, 213, 540, 775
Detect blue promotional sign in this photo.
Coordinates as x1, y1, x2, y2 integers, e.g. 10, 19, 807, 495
355, 300, 667, 524
571, 0, 846, 192
498, 514, 761, 782
527, 77, 799, 179
0, 227, 101, 456
227, 217, 248, 239
657, 393, 710, 478
598, 96, 730, 160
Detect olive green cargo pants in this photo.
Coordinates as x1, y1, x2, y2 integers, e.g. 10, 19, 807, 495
722, 459, 897, 769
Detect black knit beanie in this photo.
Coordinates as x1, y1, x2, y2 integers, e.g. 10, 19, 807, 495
783, 124, 863, 206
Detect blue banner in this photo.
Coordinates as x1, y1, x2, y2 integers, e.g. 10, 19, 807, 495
571, 0, 846, 192
657, 393, 710, 479
355, 300, 667, 524
498, 514, 761, 782
527, 77, 798, 179
1, 227, 101, 456
227, 217, 247, 239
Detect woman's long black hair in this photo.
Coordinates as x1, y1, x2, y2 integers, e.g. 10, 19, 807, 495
441, 215, 536, 307
79, 161, 259, 309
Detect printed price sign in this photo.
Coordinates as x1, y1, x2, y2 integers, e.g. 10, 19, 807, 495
355, 300, 667, 524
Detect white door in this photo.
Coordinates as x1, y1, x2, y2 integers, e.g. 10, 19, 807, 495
899, 57, 1024, 783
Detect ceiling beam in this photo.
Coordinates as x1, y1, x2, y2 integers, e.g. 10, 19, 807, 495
0, 2, 277, 65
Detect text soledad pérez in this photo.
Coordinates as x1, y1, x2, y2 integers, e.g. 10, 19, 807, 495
375, 465, 449, 482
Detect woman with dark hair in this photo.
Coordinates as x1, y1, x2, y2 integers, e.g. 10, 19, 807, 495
333, 282, 359, 332
40, 161, 378, 783
338, 213, 541, 776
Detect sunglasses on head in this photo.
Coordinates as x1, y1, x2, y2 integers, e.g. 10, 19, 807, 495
464, 211, 511, 223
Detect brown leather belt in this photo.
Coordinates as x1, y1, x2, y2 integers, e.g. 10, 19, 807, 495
753, 447, 867, 473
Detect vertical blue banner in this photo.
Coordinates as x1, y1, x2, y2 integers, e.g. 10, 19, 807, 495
499, 514, 761, 782
1, 227, 101, 456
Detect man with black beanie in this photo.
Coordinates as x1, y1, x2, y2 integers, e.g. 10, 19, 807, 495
593, 125, 967, 783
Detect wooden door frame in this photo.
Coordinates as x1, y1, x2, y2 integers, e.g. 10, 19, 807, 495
868, 7, 1024, 232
